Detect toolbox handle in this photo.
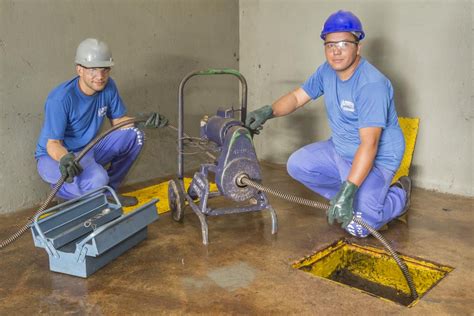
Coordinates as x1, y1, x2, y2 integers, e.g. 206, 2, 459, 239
32, 186, 122, 258
74, 199, 159, 262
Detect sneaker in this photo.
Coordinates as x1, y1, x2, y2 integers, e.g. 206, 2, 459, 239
393, 176, 412, 224
108, 194, 138, 207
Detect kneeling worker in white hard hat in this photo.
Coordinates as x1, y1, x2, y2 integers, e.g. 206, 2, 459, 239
35, 38, 167, 206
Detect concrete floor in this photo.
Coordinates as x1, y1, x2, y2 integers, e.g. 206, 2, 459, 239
0, 161, 472, 315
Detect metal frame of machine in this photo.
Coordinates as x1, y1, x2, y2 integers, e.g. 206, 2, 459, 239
168, 69, 278, 245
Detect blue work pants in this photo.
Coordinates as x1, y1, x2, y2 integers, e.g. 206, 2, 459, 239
287, 139, 406, 237
37, 127, 144, 200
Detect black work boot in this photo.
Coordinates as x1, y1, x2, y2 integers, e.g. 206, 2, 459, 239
53, 196, 68, 205
393, 176, 412, 224
108, 194, 139, 207
118, 194, 138, 207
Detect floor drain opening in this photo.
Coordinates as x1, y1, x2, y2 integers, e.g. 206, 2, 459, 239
293, 239, 453, 307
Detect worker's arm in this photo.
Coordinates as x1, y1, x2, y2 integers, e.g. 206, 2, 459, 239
46, 139, 69, 161
111, 115, 135, 128
327, 127, 382, 228
46, 139, 83, 183
347, 127, 382, 186
272, 87, 312, 117
245, 88, 312, 132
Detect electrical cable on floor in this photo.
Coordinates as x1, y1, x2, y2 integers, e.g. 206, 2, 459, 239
167, 125, 217, 161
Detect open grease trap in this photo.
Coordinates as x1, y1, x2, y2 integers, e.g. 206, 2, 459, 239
292, 239, 453, 307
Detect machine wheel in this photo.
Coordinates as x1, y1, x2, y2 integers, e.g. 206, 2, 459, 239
187, 187, 198, 200
168, 179, 185, 222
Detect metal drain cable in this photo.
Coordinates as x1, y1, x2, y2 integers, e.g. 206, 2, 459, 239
237, 175, 419, 300
0, 120, 211, 250
170, 127, 418, 299
0, 118, 146, 250
157, 127, 419, 300
0, 118, 216, 249
1, 122, 418, 299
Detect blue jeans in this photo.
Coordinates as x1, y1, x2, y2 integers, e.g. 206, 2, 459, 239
37, 127, 144, 200
287, 139, 406, 237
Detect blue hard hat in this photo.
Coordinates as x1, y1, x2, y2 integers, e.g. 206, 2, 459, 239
320, 10, 365, 40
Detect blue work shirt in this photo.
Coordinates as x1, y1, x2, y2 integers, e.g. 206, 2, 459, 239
35, 77, 126, 158
302, 58, 405, 172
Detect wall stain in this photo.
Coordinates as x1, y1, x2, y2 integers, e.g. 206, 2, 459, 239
21, 57, 34, 70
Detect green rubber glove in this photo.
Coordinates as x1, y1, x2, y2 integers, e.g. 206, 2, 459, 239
59, 152, 83, 183
245, 105, 274, 134
137, 112, 169, 128
327, 180, 358, 228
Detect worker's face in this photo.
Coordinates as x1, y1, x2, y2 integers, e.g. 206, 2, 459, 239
324, 32, 361, 74
76, 65, 111, 95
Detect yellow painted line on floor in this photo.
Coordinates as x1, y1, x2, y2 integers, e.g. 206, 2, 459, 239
122, 178, 218, 214
392, 117, 420, 184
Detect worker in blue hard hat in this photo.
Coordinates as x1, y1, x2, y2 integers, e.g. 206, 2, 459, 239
245, 10, 411, 237
35, 38, 168, 207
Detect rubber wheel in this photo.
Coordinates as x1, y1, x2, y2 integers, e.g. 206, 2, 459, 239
168, 179, 185, 222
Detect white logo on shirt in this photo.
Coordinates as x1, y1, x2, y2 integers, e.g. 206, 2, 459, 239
98, 106, 108, 117
341, 100, 355, 112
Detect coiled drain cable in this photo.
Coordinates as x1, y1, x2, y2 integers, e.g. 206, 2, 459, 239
135, 128, 420, 300
0, 118, 144, 250
0, 121, 201, 250
0, 123, 418, 299
236, 174, 419, 300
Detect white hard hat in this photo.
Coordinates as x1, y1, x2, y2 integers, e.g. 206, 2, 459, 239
75, 38, 114, 67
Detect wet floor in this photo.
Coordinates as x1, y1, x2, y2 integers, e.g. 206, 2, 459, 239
0, 161, 472, 314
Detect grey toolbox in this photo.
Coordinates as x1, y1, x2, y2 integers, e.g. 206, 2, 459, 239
31, 186, 159, 278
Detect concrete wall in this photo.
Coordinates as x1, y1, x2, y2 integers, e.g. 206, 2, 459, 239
240, 0, 473, 196
0, 0, 239, 214
0, 0, 471, 215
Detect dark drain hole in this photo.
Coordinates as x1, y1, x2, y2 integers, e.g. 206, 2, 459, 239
329, 269, 413, 306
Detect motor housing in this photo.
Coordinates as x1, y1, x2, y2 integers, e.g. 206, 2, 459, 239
200, 110, 261, 202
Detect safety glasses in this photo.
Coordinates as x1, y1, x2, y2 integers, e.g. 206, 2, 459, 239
80, 66, 111, 77
324, 40, 359, 51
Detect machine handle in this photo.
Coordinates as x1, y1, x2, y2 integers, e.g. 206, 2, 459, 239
179, 68, 248, 121
196, 68, 244, 77
177, 68, 248, 179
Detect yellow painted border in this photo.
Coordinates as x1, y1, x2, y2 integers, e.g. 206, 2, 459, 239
392, 117, 420, 183
293, 239, 453, 307
122, 177, 218, 214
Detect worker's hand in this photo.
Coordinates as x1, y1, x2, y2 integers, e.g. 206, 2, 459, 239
137, 112, 169, 128
245, 105, 274, 135
59, 152, 83, 183
327, 180, 358, 228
